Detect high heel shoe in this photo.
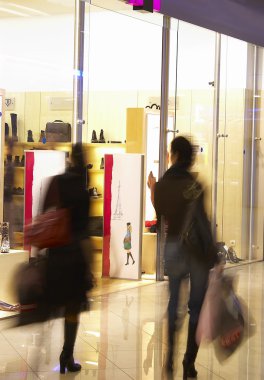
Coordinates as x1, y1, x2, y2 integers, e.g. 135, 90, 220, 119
182, 357, 197, 379
59, 352, 81, 374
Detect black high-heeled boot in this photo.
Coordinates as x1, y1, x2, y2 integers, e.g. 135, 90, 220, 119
165, 348, 174, 374
183, 322, 199, 379
59, 351, 81, 374
182, 354, 197, 379
60, 320, 81, 374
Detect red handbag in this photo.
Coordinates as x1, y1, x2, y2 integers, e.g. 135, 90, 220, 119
24, 208, 72, 249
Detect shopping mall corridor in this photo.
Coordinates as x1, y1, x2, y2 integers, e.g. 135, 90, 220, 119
0, 262, 263, 379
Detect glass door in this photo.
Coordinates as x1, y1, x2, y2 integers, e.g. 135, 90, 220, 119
0, 89, 4, 222
170, 20, 216, 215
83, 0, 163, 278
250, 46, 264, 261
217, 36, 255, 263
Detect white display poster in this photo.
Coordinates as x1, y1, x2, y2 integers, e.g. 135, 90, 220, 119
103, 154, 144, 280
24, 150, 66, 256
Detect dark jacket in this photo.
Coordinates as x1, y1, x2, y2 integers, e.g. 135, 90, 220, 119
43, 169, 91, 307
154, 163, 218, 267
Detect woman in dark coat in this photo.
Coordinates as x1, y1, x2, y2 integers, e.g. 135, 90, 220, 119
148, 136, 218, 379
43, 143, 91, 374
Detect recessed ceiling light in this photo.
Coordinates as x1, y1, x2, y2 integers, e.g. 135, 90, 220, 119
7, 2, 49, 16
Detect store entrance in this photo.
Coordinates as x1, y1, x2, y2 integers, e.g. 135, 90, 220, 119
216, 39, 264, 264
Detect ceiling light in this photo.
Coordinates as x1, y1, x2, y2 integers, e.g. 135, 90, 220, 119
0, 6, 28, 17
7, 2, 49, 16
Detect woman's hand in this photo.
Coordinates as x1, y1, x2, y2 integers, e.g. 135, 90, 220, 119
147, 171, 156, 189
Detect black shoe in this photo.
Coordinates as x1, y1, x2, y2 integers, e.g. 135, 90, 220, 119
59, 352, 81, 374
39, 130, 46, 143
182, 357, 197, 379
125, 262, 129, 265
14, 156, 20, 166
89, 187, 98, 197
27, 130, 34, 142
5, 123, 9, 141
20, 155, 25, 167
227, 247, 240, 263
100, 157, 104, 169
91, 130, 98, 143
99, 129, 105, 143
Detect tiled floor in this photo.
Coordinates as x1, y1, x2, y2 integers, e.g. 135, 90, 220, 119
0, 262, 263, 379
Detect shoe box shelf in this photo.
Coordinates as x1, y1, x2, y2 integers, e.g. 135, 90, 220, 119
5, 142, 72, 249
83, 143, 126, 251
5, 142, 126, 250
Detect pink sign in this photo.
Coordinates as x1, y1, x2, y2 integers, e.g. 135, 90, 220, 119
128, 0, 160, 11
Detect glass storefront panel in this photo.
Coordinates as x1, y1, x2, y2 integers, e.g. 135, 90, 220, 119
250, 46, 264, 261
168, 20, 263, 267
84, 2, 163, 277
0, 1, 75, 308
0, 1, 75, 250
217, 36, 256, 262
170, 20, 216, 214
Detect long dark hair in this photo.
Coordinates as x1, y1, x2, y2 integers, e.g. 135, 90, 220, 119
170, 136, 194, 169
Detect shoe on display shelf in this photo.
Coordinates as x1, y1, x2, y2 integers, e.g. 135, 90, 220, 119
88, 187, 102, 198
227, 246, 242, 263
91, 130, 98, 143
99, 129, 105, 143
14, 156, 20, 166
27, 130, 34, 142
1, 222, 10, 253
20, 155, 25, 167
39, 130, 46, 143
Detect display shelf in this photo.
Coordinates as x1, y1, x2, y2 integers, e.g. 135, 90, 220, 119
84, 143, 126, 149
88, 169, 104, 174
13, 142, 72, 149
90, 196, 104, 201
90, 236, 103, 251
4, 141, 126, 262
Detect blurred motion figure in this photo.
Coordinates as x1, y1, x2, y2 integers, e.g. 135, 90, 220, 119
43, 143, 92, 374
148, 136, 218, 379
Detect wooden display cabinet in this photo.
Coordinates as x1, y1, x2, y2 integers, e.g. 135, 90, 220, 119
83, 143, 126, 253
3, 142, 72, 249
126, 108, 174, 275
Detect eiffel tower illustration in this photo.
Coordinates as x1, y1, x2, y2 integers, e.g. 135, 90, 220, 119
112, 181, 123, 220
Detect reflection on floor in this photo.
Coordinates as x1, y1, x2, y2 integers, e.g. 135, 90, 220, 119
0, 262, 263, 379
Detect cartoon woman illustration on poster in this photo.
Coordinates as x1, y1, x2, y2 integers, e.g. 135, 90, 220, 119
123, 222, 135, 265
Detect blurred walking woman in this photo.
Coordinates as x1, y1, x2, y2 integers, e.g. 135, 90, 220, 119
148, 136, 218, 379
43, 143, 92, 374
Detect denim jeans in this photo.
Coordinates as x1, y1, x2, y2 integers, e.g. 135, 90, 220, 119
165, 238, 209, 357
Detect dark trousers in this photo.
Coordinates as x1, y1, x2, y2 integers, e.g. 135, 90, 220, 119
167, 253, 209, 362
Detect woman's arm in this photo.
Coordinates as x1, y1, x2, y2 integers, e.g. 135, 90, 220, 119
147, 171, 156, 207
